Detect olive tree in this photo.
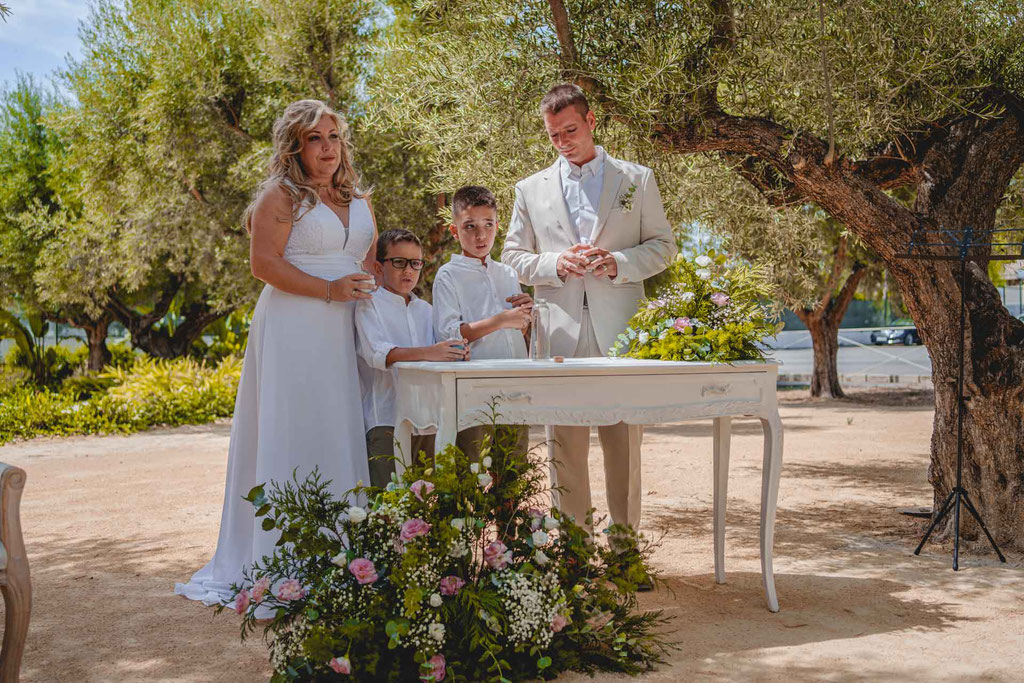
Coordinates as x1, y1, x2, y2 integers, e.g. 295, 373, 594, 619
371, 0, 1024, 550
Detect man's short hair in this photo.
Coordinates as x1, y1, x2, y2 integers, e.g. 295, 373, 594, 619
539, 83, 590, 118
451, 185, 498, 218
376, 228, 422, 261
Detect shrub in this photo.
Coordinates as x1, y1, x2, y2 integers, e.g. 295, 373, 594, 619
0, 355, 241, 445
226, 411, 670, 682
4, 343, 87, 387
610, 251, 781, 362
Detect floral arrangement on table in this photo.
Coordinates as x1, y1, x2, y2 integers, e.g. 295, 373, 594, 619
223, 411, 669, 682
609, 250, 780, 362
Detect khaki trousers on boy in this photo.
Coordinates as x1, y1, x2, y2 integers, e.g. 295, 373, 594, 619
546, 307, 643, 531
456, 424, 530, 464
366, 426, 435, 488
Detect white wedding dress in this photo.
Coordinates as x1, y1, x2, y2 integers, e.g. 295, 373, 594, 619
175, 193, 373, 608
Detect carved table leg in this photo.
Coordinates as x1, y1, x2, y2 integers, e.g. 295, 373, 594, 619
713, 416, 731, 584
759, 412, 784, 613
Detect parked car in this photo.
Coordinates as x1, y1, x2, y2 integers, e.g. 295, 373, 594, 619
871, 321, 920, 345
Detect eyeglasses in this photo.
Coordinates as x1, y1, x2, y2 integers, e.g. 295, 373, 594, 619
380, 257, 425, 271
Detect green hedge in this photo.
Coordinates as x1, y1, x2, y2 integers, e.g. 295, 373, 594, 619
0, 356, 242, 445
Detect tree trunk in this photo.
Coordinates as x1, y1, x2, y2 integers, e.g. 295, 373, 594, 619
896, 257, 1024, 551
793, 262, 866, 399
106, 278, 225, 359
81, 314, 112, 371
796, 311, 843, 398
53, 309, 115, 371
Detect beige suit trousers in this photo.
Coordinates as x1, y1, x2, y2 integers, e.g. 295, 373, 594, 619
546, 307, 642, 531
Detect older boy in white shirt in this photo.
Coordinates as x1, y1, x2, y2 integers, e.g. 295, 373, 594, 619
432, 185, 532, 459
356, 229, 469, 486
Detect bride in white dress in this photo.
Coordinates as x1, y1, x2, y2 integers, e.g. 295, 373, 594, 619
176, 100, 377, 608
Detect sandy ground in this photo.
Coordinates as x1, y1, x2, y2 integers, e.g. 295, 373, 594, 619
1, 388, 1022, 682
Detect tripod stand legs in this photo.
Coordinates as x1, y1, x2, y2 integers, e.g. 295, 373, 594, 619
914, 490, 956, 557
913, 487, 1007, 568
960, 490, 1007, 563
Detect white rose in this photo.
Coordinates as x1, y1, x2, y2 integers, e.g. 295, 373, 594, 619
482, 455, 492, 468
535, 550, 550, 566
543, 515, 559, 530
638, 331, 650, 345
532, 530, 549, 546
429, 593, 443, 607
330, 552, 348, 568
429, 622, 445, 641
478, 472, 493, 488
695, 254, 712, 267
470, 462, 480, 474
451, 518, 465, 531
347, 506, 367, 524
696, 268, 711, 280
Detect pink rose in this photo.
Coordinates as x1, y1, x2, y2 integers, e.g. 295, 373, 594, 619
439, 575, 466, 596
400, 518, 432, 542
328, 656, 351, 674
410, 479, 435, 501
276, 578, 305, 602
551, 614, 570, 633
251, 576, 271, 604
348, 558, 378, 585
710, 292, 730, 307
234, 588, 250, 615
428, 653, 446, 681
484, 540, 511, 569
673, 317, 693, 332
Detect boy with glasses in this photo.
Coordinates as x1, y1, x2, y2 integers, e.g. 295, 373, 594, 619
355, 229, 469, 486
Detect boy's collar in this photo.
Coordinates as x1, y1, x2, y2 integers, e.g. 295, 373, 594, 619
450, 252, 492, 268
378, 285, 417, 305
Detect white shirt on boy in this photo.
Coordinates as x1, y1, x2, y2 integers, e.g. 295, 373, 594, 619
355, 286, 435, 433
432, 253, 529, 361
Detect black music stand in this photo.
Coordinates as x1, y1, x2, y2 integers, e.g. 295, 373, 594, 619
897, 225, 1018, 570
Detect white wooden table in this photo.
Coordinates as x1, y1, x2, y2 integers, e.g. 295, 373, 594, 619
392, 357, 784, 612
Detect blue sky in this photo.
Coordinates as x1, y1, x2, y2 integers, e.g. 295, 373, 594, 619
0, 0, 89, 89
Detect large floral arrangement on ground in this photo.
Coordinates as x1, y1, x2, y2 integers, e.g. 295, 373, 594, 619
610, 251, 780, 362
227, 416, 668, 682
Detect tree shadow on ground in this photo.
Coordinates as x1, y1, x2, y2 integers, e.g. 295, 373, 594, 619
642, 570, 963, 658
5, 533, 269, 683
780, 388, 936, 410
779, 458, 929, 502
643, 416, 826, 440
645, 498, 1018, 573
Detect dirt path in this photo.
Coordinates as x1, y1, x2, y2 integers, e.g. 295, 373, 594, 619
1, 389, 1021, 682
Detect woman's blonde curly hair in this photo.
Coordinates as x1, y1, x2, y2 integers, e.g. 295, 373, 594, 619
244, 99, 368, 232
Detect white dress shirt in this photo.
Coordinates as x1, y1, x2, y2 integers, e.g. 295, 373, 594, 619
432, 254, 529, 360
559, 145, 606, 243
355, 287, 434, 432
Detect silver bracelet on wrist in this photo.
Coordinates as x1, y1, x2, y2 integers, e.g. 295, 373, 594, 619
325, 280, 332, 304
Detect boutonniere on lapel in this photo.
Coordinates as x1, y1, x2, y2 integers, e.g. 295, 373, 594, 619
617, 183, 637, 212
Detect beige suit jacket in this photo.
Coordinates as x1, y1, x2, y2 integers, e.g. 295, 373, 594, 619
501, 154, 677, 357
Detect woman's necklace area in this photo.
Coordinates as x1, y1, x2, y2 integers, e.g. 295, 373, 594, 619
315, 183, 351, 247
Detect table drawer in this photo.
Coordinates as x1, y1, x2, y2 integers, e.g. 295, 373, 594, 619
456, 372, 768, 427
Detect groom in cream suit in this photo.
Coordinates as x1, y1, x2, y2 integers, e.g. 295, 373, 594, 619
501, 84, 676, 531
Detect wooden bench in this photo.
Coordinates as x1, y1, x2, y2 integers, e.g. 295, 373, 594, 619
0, 464, 29, 682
